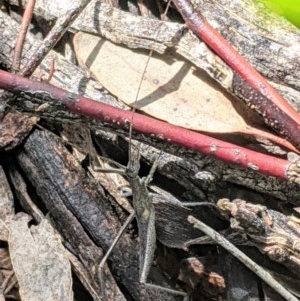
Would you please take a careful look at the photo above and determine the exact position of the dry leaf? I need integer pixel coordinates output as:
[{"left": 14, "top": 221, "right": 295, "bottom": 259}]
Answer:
[
  {"left": 73, "top": 32, "right": 300, "bottom": 152},
  {"left": 8, "top": 214, "right": 73, "bottom": 301},
  {"left": 74, "top": 32, "right": 260, "bottom": 134}
]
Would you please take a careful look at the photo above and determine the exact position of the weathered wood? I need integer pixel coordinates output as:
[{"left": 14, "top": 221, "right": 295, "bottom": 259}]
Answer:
[{"left": 217, "top": 199, "right": 300, "bottom": 274}]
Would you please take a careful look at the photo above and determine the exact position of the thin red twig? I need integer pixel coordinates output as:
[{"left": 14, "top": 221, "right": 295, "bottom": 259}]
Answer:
[
  {"left": 20, "top": 0, "right": 92, "bottom": 77},
  {"left": 12, "top": 0, "right": 36, "bottom": 73},
  {"left": 171, "top": 0, "right": 300, "bottom": 149},
  {"left": 0, "top": 70, "right": 299, "bottom": 184}
]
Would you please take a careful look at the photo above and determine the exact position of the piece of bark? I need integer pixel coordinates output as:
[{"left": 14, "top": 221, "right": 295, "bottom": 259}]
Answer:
[
  {"left": 0, "top": 112, "right": 37, "bottom": 150},
  {"left": 217, "top": 198, "right": 300, "bottom": 275},
  {"left": 8, "top": 214, "right": 73, "bottom": 301}
]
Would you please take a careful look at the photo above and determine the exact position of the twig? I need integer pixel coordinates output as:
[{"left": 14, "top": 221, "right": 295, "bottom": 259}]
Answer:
[
  {"left": 12, "top": 0, "right": 36, "bottom": 73},
  {"left": 186, "top": 215, "right": 299, "bottom": 301},
  {"left": 20, "top": 0, "right": 92, "bottom": 77},
  {"left": 171, "top": 0, "right": 300, "bottom": 149},
  {"left": 1, "top": 70, "right": 300, "bottom": 184}
]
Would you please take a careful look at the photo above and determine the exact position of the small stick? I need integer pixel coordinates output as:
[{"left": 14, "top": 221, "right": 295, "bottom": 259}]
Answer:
[
  {"left": 20, "top": 0, "right": 92, "bottom": 77},
  {"left": 186, "top": 215, "right": 299, "bottom": 301},
  {"left": 171, "top": 0, "right": 300, "bottom": 149},
  {"left": 12, "top": 0, "right": 36, "bottom": 73}
]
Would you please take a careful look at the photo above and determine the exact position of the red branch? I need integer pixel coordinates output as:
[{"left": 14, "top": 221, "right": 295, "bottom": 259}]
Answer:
[
  {"left": 1, "top": 70, "right": 299, "bottom": 183},
  {"left": 12, "top": 0, "right": 36, "bottom": 73},
  {"left": 171, "top": 0, "right": 300, "bottom": 149}
]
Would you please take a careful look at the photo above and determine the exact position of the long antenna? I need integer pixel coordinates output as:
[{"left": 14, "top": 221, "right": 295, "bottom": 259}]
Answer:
[{"left": 128, "top": 0, "right": 171, "bottom": 163}]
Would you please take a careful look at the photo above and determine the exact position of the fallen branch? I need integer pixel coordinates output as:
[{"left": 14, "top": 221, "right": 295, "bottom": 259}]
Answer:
[{"left": 1, "top": 69, "right": 300, "bottom": 184}]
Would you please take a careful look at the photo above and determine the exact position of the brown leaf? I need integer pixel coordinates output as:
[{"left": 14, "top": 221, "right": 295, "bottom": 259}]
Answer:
[
  {"left": 73, "top": 32, "right": 254, "bottom": 133},
  {"left": 73, "top": 32, "right": 299, "bottom": 152}
]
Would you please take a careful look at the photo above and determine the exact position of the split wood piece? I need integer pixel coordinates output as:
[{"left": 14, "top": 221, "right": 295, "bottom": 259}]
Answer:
[
  {"left": 217, "top": 198, "right": 300, "bottom": 275},
  {"left": 172, "top": 0, "right": 300, "bottom": 150},
  {"left": 11, "top": 155, "right": 126, "bottom": 301},
  {"left": 1, "top": 70, "right": 300, "bottom": 185},
  {"left": 15, "top": 129, "right": 182, "bottom": 301}
]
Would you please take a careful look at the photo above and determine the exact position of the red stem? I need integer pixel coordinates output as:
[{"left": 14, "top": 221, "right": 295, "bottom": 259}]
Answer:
[
  {"left": 171, "top": 0, "right": 300, "bottom": 148},
  {"left": 12, "top": 0, "right": 36, "bottom": 73},
  {"left": 0, "top": 69, "right": 293, "bottom": 181}
]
